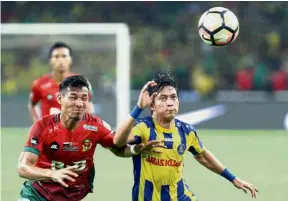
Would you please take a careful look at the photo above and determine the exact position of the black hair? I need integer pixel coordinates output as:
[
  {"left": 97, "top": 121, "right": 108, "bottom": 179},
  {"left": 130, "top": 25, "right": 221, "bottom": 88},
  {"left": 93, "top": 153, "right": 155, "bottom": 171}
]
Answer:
[
  {"left": 49, "top": 42, "right": 72, "bottom": 58},
  {"left": 59, "top": 75, "right": 89, "bottom": 93},
  {"left": 147, "top": 71, "right": 178, "bottom": 96}
]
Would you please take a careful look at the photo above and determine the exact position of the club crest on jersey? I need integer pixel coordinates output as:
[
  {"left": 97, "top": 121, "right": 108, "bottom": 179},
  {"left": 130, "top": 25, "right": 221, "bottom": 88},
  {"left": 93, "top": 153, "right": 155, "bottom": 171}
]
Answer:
[
  {"left": 82, "top": 138, "right": 92, "bottom": 152},
  {"left": 47, "top": 94, "right": 53, "bottom": 100},
  {"left": 83, "top": 124, "right": 98, "bottom": 131},
  {"left": 177, "top": 144, "right": 186, "bottom": 155}
]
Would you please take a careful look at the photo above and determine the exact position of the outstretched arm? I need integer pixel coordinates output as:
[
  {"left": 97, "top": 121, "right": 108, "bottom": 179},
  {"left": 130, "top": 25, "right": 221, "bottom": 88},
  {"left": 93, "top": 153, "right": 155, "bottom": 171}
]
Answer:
[
  {"left": 194, "top": 149, "right": 259, "bottom": 198},
  {"left": 113, "top": 81, "right": 157, "bottom": 147},
  {"left": 110, "top": 140, "right": 166, "bottom": 157}
]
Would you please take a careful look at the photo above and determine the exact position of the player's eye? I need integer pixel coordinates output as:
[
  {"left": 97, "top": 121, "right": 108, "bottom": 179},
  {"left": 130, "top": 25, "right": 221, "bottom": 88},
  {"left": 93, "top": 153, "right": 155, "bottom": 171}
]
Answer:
[
  {"left": 171, "top": 95, "right": 177, "bottom": 100},
  {"left": 70, "top": 96, "right": 77, "bottom": 100},
  {"left": 160, "top": 96, "right": 166, "bottom": 101}
]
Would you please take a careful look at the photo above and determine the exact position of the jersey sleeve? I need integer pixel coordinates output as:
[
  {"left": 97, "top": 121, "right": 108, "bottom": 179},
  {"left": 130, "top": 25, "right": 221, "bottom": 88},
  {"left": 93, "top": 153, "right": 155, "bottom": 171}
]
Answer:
[
  {"left": 24, "top": 120, "right": 45, "bottom": 156},
  {"left": 188, "top": 127, "right": 204, "bottom": 156},
  {"left": 129, "top": 123, "right": 146, "bottom": 145},
  {"left": 29, "top": 80, "right": 41, "bottom": 104},
  {"left": 98, "top": 120, "right": 116, "bottom": 148}
]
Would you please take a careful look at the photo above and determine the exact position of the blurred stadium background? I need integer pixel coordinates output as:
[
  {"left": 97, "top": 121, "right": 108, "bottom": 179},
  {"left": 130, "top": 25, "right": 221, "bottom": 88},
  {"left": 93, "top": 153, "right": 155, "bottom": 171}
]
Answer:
[{"left": 1, "top": 1, "right": 288, "bottom": 201}]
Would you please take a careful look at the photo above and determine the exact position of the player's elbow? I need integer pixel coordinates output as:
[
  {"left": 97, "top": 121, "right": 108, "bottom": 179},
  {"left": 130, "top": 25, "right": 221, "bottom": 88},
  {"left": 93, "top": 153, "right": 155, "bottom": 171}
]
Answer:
[
  {"left": 113, "top": 137, "right": 126, "bottom": 148},
  {"left": 194, "top": 153, "right": 209, "bottom": 166},
  {"left": 17, "top": 163, "right": 28, "bottom": 178}
]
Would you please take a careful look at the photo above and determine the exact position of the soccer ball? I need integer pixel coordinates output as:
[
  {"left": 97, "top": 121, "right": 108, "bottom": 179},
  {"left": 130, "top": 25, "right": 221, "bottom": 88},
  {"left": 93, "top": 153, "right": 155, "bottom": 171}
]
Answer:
[{"left": 198, "top": 7, "right": 239, "bottom": 46}]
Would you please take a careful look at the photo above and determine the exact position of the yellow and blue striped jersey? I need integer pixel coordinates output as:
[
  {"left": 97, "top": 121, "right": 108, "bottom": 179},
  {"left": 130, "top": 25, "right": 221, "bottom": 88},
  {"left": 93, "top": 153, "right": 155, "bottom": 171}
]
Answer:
[{"left": 131, "top": 116, "right": 204, "bottom": 201}]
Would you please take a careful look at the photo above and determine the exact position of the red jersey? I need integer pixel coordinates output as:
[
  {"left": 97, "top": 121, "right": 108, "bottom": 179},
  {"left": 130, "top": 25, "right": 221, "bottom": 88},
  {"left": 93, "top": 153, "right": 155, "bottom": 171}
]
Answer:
[
  {"left": 24, "top": 113, "right": 115, "bottom": 201},
  {"left": 29, "top": 73, "right": 92, "bottom": 117}
]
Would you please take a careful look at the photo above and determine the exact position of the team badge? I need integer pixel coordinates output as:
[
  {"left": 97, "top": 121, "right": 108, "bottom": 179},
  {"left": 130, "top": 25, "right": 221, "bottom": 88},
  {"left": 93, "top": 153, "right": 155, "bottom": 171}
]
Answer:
[
  {"left": 47, "top": 94, "right": 53, "bottom": 100},
  {"left": 82, "top": 138, "right": 92, "bottom": 152},
  {"left": 177, "top": 144, "right": 186, "bottom": 155}
]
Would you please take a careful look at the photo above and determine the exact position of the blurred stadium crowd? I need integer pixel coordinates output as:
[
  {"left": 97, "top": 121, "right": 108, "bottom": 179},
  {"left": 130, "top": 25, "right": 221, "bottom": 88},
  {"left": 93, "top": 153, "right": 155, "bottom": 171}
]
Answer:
[{"left": 1, "top": 2, "right": 288, "bottom": 96}]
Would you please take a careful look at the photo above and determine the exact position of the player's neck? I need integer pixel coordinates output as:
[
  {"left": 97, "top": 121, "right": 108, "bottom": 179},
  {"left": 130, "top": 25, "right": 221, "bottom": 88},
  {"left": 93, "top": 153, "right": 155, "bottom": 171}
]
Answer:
[
  {"left": 152, "top": 115, "right": 174, "bottom": 129},
  {"left": 51, "top": 71, "right": 69, "bottom": 83},
  {"left": 60, "top": 113, "right": 80, "bottom": 131}
]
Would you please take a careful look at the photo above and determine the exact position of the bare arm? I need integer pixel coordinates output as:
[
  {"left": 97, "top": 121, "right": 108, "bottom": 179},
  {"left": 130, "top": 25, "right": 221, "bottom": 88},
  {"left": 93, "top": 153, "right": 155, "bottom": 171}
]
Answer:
[
  {"left": 113, "top": 116, "right": 137, "bottom": 147},
  {"left": 109, "top": 145, "right": 134, "bottom": 158},
  {"left": 113, "top": 81, "right": 157, "bottom": 147},
  {"left": 18, "top": 152, "right": 52, "bottom": 180},
  {"left": 110, "top": 140, "right": 166, "bottom": 157},
  {"left": 28, "top": 102, "right": 39, "bottom": 123},
  {"left": 194, "top": 148, "right": 259, "bottom": 198},
  {"left": 29, "top": 81, "right": 42, "bottom": 122},
  {"left": 18, "top": 152, "right": 78, "bottom": 187},
  {"left": 194, "top": 149, "right": 225, "bottom": 175}
]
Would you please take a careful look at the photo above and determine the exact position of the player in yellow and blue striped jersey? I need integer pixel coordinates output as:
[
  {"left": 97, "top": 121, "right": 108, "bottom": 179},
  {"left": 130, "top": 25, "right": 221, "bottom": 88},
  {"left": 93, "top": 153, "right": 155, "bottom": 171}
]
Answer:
[{"left": 113, "top": 72, "right": 259, "bottom": 201}]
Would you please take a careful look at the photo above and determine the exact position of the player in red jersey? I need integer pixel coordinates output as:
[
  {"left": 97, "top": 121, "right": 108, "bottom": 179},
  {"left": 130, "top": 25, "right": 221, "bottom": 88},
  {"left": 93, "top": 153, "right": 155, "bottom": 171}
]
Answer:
[
  {"left": 18, "top": 75, "right": 164, "bottom": 201},
  {"left": 28, "top": 42, "right": 94, "bottom": 122}
]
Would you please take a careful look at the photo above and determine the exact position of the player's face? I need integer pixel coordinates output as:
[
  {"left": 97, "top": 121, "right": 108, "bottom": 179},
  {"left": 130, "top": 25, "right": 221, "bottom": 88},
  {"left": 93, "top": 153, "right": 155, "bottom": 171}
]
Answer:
[
  {"left": 58, "top": 87, "right": 89, "bottom": 121},
  {"left": 151, "top": 86, "right": 179, "bottom": 121},
  {"left": 50, "top": 48, "right": 72, "bottom": 73}
]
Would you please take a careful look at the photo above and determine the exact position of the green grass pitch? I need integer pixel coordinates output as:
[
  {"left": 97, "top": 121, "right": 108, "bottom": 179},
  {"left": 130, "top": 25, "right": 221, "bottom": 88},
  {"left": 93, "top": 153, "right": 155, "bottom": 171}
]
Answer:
[{"left": 1, "top": 128, "right": 287, "bottom": 201}]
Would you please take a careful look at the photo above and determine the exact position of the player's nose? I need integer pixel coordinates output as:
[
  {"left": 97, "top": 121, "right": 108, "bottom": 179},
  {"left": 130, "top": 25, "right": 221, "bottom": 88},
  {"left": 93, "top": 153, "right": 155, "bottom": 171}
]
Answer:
[
  {"left": 166, "top": 98, "right": 175, "bottom": 106},
  {"left": 75, "top": 99, "right": 84, "bottom": 107}
]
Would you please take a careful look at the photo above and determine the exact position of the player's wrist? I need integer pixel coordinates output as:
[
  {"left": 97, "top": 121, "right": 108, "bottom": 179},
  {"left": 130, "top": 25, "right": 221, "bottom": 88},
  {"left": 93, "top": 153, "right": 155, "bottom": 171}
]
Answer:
[
  {"left": 130, "top": 105, "right": 143, "bottom": 119},
  {"left": 130, "top": 144, "right": 140, "bottom": 155},
  {"left": 44, "top": 169, "right": 54, "bottom": 180},
  {"left": 221, "top": 168, "right": 236, "bottom": 182}
]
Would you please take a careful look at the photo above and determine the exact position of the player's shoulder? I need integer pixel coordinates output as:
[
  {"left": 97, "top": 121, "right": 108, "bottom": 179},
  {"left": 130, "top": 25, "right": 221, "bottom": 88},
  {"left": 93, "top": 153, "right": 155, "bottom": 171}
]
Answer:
[
  {"left": 68, "top": 72, "right": 78, "bottom": 77},
  {"left": 84, "top": 113, "right": 112, "bottom": 131},
  {"left": 175, "top": 118, "right": 197, "bottom": 135},
  {"left": 33, "top": 114, "right": 56, "bottom": 129},
  {"left": 32, "top": 74, "right": 52, "bottom": 86},
  {"left": 134, "top": 116, "right": 154, "bottom": 129}
]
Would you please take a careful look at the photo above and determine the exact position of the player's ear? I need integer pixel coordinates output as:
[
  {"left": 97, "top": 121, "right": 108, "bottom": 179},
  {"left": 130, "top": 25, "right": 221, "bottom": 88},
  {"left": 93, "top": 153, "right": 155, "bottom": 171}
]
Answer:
[
  {"left": 150, "top": 102, "right": 155, "bottom": 113},
  {"left": 68, "top": 56, "right": 73, "bottom": 68},
  {"left": 57, "top": 92, "right": 62, "bottom": 105}
]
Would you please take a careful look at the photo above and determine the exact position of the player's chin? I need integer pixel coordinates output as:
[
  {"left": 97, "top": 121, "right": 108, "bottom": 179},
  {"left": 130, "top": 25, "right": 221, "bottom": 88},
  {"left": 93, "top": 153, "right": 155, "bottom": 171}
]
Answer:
[
  {"left": 56, "top": 67, "right": 68, "bottom": 73},
  {"left": 72, "top": 112, "right": 84, "bottom": 120},
  {"left": 165, "top": 113, "right": 176, "bottom": 120},
  {"left": 72, "top": 116, "right": 81, "bottom": 121}
]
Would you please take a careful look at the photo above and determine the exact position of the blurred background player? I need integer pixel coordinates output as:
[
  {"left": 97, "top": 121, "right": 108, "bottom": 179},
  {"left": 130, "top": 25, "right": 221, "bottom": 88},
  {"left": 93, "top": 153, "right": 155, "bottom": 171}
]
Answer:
[
  {"left": 28, "top": 42, "right": 94, "bottom": 122},
  {"left": 18, "top": 75, "right": 163, "bottom": 201},
  {"left": 113, "top": 72, "right": 259, "bottom": 201}
]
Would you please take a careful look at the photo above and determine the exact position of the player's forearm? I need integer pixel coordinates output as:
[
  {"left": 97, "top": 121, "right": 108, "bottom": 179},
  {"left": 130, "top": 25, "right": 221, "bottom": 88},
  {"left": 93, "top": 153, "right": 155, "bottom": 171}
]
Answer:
[
  {"left": 196, "top": 149, "right": 237, "bottom": 182},
  {"left": 113, "top": 105, "right": 143, "bottom": 147},
  {"left": 195, "top": 149, "right": 225, "bottom": 175},
  {"left": 113, "top": 117, "right": 136, "bottom": 147},
  {"left": 111, "top": 145, "right": 135, "bottom": 158},
  {"left": 18, "top": 163, "right": 52, "bottom": 181},
  {"left": 28, "top": 104, "right": 39, "bottom": 122}
]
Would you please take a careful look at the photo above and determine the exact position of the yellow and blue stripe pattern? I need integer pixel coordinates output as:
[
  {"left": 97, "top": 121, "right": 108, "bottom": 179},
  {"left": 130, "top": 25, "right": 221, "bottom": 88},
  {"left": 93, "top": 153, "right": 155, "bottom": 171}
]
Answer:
[{"left": 131, "top": 116, "right": 204, "bottom": 201}]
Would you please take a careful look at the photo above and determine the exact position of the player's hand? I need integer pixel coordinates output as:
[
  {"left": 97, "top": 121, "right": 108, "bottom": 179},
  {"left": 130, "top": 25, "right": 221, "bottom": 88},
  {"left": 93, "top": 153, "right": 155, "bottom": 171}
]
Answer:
[
  {"left": 137, "top": 81, "right": 158, "bottom": 109},
  {"left": 232, "top": 177, "right": 259, "bottom": 198},
  {"left": 134, "top": 140, "right": 167, "bottom": 154},
  {"left": 50, "top": 165, "right": 79, "bottom": 188}
]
